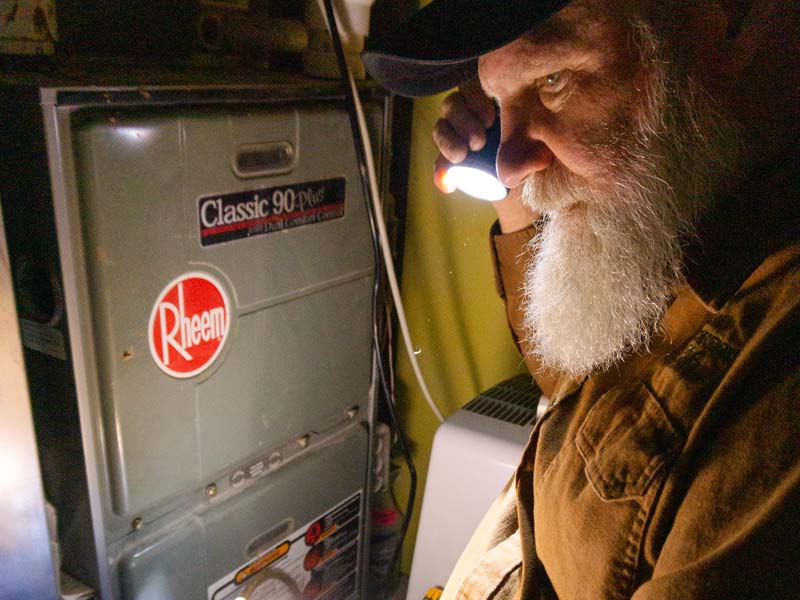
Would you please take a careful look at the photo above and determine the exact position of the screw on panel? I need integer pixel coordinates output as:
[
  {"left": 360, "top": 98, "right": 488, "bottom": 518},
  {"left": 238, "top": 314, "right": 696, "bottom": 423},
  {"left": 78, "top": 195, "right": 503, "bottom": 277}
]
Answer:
[
  {"left": 131, "top": 517, "right": 143, "bottom": 531},
  {"left": 298, "top": 435, "right": 310, "bottom": 449},
  {"left": 205, "top": 483, "right": 218, "bottom": 498},
  {"left": 347, "top": 406, "right": 359, "bottom": 420}
]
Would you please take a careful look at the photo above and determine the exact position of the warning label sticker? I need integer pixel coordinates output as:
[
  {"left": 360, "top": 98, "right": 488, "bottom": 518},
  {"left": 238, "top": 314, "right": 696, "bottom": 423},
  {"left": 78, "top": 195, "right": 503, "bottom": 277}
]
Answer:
[
  {"left": 198, "top": 178, "right": 346, "bottom": 247},
  {"left": 208, "top": 492, "right": 362, "bottom": 600}
]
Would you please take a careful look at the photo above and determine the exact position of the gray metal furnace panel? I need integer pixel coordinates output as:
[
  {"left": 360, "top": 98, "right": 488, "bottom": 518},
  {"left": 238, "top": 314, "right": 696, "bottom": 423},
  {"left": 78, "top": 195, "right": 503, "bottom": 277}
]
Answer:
[
  {"left": 74, "top": 105, "right": 373, "bottom": 308},
  {"left": 115, "top": 425, "right": 368, "bottom": 600},
  {"left": 197, "top": 276, "right": 373, "bottom": 479},
  {"left": 181, "top": 106, "right": 374, "bottom": 307},
  {"left": 70, "top": 103, "right": 375, "bottom": 521}
]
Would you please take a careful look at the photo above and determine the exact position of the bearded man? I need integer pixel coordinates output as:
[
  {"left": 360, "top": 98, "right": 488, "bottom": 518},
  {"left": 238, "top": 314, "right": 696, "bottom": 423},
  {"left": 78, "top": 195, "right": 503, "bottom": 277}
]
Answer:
[{"left": 363, "top": 0, "right": 800, "bottom": 598}]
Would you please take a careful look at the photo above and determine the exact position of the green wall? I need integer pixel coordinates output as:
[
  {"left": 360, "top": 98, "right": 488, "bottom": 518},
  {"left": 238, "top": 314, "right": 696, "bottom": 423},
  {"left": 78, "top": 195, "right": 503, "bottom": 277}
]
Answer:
[{"left": 393, "top": 94, "right": 527, "bottom": 572}]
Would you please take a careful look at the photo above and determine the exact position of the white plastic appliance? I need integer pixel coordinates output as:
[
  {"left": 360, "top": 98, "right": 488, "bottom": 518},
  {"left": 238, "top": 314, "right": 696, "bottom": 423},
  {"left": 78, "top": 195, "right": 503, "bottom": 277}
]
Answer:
[{"left": 406, "top": 374, "right": 547, "bottom": 600}]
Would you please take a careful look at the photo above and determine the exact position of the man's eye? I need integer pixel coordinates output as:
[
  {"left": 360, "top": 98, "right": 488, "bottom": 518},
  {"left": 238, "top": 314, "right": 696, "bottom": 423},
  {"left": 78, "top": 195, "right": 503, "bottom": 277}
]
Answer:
[
  {"left": 538, "top": 71, "right": 572, "bottom": 111},
  {"left": 545, "top": 72, "right": 561, "bottom": 86},
  {"left": 540, "top": 71, "right": 571, "bottom": 91}
]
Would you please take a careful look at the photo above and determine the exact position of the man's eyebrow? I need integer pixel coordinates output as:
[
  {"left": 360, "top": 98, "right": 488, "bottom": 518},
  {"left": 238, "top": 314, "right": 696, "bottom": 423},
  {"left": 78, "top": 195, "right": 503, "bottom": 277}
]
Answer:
[
  {"left": 525, "top": 13, "right": 578, "bottom": 47},
  {"left": 527, "top": 12, "right": 593, "bottom": 51},
  {"left": 513, "top": 14, "right": 592, "bottom": 71},
  {"left": 506, "top": 38, "right": 589, "bottom": 84}
]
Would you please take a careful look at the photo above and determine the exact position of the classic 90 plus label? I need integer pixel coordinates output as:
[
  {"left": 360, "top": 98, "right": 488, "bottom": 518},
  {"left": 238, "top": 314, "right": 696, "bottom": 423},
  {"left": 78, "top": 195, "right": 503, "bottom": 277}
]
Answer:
[{"left": 198, "top": 177, "right": 346, "bottom": 247}]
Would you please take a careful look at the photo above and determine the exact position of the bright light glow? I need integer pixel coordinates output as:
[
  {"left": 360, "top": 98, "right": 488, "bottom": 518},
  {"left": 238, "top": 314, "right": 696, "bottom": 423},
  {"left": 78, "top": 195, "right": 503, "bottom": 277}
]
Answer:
[
  {"left": 116, "top": 126, "right": 155, "bottom": 142},
  {"left": 445, "top": 165, "right": 508, "bottom": 201},
  {"left": 436, "top": 166, "right": 457, "bottom": 194}
]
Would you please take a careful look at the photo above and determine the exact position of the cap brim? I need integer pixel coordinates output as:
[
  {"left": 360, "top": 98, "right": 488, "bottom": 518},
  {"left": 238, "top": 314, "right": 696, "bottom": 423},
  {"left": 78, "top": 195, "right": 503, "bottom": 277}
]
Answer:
[
  {"left": 361, "top": 54, "right": 479, "bottom": 98},
  {"left": 362, "top": 0, "right": 572, "bottom": 97}
]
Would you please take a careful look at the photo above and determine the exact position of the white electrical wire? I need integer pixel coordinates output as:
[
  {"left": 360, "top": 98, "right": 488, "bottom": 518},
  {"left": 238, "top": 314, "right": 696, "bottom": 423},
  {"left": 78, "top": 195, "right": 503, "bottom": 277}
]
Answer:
[
  {"left": 354, "top": 94, "right": 445, "bottom": 424},
  {"left": 317, "top": 0, "right": 444, "bottom": 424}
]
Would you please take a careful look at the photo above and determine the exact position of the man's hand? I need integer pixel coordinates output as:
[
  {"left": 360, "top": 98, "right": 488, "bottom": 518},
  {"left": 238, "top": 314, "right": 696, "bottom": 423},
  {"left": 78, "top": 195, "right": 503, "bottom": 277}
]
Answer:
[
  {"left": 433, "top": 78, "right": 496, "bottom": 167},
  {"left": 432, "top": 79, "right": 539, "bottom": 233}
]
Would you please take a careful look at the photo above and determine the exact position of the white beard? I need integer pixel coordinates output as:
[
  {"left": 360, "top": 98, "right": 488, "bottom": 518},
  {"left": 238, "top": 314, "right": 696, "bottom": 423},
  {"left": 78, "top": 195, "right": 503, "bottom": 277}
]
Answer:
[
  {"left": 520, "top": 20, "right": 740, "bottom": 378},
  {"left": 522, "top": 194, "right": 683, "bottom": 378}
]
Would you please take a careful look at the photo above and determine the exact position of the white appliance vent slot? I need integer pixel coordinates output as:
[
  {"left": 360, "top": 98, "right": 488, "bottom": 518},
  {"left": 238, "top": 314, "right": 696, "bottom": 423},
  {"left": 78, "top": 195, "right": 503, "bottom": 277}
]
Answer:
[{"left": 463, "top": 374, "right": 540, "bottom": 426}]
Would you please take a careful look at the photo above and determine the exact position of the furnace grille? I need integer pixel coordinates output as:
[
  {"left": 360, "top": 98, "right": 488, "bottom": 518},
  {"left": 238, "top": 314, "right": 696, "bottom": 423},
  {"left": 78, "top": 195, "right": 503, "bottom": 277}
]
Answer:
[{"left": 463, "top": 374, "right": 541, "bottom": 426}]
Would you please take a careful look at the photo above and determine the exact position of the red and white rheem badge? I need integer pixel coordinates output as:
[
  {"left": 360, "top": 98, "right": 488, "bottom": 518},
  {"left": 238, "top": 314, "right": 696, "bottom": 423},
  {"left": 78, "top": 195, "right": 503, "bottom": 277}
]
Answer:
[{"left": 148, "top": 272, "right": 231, "bottom": 378}]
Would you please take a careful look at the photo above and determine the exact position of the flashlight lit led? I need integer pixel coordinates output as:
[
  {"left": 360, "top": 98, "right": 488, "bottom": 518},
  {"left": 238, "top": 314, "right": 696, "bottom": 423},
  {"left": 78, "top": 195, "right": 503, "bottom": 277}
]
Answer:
[{"left": 437, "top": 119, "right": 507, "bottom": 202}]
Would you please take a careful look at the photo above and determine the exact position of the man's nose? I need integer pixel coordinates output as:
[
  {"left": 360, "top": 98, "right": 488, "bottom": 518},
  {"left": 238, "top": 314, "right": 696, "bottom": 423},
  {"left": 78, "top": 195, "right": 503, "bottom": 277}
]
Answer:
[{"left": 495, "top": 115, "right": 554, "bottom": 188}]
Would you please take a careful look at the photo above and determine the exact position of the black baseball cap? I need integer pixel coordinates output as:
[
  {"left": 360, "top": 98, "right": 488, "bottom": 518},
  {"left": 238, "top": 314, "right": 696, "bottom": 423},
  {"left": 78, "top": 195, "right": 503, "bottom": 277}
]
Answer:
[{"left": 362, "top": 0, "right": 573, "bottom": 97}]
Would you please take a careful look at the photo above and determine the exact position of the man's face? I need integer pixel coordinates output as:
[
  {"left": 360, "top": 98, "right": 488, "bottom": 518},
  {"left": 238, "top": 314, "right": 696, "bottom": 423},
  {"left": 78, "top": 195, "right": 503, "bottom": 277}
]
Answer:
[
  {"left": 479, "top": 4, "right": 643, "bottom": 193},
  {"left": 478, "top": 3, "right": 740, "bottom": 377}
]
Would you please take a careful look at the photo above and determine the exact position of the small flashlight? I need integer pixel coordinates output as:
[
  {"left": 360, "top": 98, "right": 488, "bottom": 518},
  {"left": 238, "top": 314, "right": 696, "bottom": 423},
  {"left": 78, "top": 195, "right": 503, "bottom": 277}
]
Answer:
[{"left": 438, "top": 119, "right": 507, "bottom": 202}]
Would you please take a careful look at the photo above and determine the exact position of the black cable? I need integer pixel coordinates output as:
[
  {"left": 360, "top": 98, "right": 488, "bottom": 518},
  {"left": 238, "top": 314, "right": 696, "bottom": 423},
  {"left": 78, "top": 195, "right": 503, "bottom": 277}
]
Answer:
[
  {"left": 375, "top": 344, "right": 417, "bottom": 581},
  {"left": 319, "top": 0, "right": 417, "bottom": 588}
]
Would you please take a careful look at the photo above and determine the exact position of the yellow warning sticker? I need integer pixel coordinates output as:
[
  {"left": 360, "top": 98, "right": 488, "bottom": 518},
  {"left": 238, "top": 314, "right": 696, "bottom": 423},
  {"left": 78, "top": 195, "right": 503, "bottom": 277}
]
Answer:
[
  {"left": 207, "top": 492, "right": 363, "bottom": 600},
  {"left": 424, "top": 586, "right": 444, "bottom": 600},
  {"left": 234, "top": 541, "right": 290, "bottom": 584}
]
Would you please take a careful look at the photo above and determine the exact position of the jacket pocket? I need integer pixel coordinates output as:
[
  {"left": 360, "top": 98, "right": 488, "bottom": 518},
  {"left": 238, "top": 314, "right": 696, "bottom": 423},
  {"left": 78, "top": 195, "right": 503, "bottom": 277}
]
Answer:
[{"left": 576, "top": 383, "right": 683, "bottom": 502}]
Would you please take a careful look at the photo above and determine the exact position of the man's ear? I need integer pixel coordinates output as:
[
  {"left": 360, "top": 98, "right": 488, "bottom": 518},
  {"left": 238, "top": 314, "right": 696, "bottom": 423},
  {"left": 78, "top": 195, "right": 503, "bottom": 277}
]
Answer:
[
  {"left": 685, "top": 1, "right": 765, "bottom": 76},
  {"left": 726, "top": 0, "right": 782, "bottom": 71},
  {"left": 707, "top": 0, "right": 756, "bottom": 35},
  {"left": 684, "top": 3, "right": 735, "bottom": 73},
  {"left": 686, "top": 2, "right": 730, "bottom": 42}
]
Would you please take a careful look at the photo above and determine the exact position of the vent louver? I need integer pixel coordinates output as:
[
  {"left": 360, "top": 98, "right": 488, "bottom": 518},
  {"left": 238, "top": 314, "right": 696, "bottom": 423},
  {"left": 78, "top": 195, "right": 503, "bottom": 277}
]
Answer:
[{"left": 463, "top": 374, "right": 541, "bottom": 426}]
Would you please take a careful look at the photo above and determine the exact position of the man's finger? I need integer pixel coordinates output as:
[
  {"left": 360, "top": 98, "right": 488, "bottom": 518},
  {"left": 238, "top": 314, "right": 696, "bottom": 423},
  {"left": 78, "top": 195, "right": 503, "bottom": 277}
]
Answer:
[
  {"left": 461, "top": 78, "right": 496, "bottom": 129},
  {"left": 433, "top": 118, "right": 469, "bottom": 164},
  {"left": 441, "top": 91, "right": 488, "bottom": 151}
]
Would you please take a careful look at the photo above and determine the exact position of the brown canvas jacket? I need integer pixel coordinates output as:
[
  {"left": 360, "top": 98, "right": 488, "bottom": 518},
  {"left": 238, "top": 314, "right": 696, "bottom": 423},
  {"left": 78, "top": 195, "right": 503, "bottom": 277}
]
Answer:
[{"left": 441, "top": 159, "right": 800, "bottom": 599}]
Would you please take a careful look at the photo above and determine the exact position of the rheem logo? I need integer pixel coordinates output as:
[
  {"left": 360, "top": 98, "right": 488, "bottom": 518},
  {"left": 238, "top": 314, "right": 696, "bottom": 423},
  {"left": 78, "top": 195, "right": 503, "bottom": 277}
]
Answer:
[{"left": 148, "top": 272, "right": 231, "bottom": 378}]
